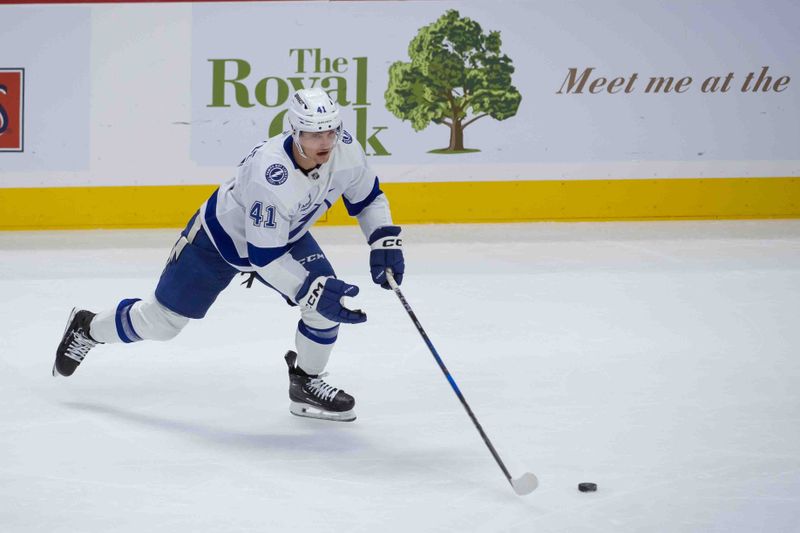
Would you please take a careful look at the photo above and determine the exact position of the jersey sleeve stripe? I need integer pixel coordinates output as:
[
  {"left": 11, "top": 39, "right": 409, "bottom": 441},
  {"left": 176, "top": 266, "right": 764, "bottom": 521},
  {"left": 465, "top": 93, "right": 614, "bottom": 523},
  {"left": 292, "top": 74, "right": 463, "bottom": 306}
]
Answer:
[
  {"left": 203, "top": 189, "right": 251, "bottom": 268},
  {"left": 247, "top": 242, "right": 291, "bottom": 267},
  {"left": 343, "top": 177, "right": 383, "bottom": 216}
]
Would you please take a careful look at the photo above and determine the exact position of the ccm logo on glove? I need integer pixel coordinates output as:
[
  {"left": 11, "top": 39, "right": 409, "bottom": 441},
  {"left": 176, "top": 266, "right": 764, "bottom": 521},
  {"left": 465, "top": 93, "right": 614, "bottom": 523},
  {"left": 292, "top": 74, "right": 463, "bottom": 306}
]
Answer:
[
  {"left": 378, "top": 237, "right": 403, "bottom": 248},
  {"left": 306, "top": 280, "right": 325, "bottom": 307},
  {"left": 368, "top": 226, "right": 405, "bottom": 289},
  {"left": 296, "top": 276, "right": 367, "bottom": 324}
]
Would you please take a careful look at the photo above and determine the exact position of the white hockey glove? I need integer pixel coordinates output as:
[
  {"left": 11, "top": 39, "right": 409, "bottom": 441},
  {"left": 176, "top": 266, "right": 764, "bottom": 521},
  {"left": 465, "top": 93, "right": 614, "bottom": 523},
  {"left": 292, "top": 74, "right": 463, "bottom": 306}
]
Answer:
[{"left": 296, "top": 276, "right": 367, "bottom": 324}]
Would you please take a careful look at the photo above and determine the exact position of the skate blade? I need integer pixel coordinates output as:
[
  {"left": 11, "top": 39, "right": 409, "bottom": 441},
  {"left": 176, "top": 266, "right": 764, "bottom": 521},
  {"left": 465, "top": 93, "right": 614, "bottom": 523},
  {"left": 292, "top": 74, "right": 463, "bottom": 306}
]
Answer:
[{"left": 290, "top": 401, "right": 356, "bottom": 422}]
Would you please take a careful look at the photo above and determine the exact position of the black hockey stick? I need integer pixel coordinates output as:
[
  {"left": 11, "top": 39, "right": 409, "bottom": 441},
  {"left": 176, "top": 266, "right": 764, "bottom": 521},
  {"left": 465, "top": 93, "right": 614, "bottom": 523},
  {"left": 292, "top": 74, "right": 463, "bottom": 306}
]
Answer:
[{"left": 385, "top": 269, "right": 538, "bottom": 495}]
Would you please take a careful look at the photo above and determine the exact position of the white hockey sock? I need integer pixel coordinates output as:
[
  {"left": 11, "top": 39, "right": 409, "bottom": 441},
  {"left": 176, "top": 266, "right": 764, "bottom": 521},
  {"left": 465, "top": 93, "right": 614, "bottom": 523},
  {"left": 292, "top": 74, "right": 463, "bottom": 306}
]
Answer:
[
  {"left": 294, "top": 320, "right": 339, "bottom": 375},
  {"left": 90, "top": 295, "right": 189, "bottom": 343}
]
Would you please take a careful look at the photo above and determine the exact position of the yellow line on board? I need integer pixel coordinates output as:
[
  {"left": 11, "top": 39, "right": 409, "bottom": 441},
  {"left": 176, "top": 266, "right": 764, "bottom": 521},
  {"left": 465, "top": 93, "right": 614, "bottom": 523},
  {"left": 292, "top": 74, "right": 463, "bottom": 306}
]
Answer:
[{"left": 0, "top": 178, "right": 798, "bottom": 230}]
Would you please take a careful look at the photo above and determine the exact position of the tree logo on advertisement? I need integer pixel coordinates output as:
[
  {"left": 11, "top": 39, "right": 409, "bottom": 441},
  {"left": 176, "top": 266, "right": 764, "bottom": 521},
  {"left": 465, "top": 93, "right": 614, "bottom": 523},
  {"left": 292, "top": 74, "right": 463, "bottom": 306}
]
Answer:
[
  {"left": 208, "top": 51, "right": 390, "bottom": 157},
  {"left": 385, "top": 10, "right": 522, "bottom": 154},
  {"left": 0, "top": 68, "right": 24, "bottom": 152}
]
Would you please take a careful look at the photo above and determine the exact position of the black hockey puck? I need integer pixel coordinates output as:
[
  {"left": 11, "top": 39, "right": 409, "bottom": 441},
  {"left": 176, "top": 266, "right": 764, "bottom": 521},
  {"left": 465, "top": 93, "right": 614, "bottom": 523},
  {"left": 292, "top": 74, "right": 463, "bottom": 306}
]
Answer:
[{"left": 578, "top": 482, "right": 597, "bottom": 492}]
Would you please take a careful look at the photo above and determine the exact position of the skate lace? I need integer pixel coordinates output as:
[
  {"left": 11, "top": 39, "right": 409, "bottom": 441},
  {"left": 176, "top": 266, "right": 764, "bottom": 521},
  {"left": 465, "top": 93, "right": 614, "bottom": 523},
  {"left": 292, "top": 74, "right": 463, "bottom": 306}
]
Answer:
[
  {"left": 306, "top": 373, "right": 339, "bottom": 402},
  {"left": 65, "top": 331, "right": 98, "bottom": 363}
]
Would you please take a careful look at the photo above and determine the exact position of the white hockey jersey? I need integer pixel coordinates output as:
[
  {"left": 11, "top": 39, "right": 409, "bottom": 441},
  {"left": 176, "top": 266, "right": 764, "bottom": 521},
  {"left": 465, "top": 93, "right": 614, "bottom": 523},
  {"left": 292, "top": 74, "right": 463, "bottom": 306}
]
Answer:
[{"left": 199, "top": 130, "right": 393, "bottom": 300}]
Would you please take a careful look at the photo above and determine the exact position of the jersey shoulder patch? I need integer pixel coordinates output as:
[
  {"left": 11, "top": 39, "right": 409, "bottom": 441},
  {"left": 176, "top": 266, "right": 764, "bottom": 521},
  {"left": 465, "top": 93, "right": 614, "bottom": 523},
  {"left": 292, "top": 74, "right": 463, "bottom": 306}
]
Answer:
[
  {"left": 341, "top": 129, "right": 353, "bottom": 144},
  {"left": 265, "top": 163, "right": 289, "bottom": 186}
]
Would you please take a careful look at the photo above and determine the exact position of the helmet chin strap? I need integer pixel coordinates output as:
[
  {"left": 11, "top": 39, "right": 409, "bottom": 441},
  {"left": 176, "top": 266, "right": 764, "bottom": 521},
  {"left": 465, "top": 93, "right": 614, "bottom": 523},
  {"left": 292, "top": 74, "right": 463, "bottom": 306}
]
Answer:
[{"left": 292, "top": 127, "right": 309, "bottom": 160}]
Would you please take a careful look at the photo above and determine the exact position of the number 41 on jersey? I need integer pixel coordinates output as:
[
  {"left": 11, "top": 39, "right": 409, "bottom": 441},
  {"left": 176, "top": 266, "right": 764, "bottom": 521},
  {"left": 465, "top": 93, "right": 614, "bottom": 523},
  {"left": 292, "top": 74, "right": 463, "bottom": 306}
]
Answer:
[{"left": 249, "top": 201, "right": 276, "bottom": 228}]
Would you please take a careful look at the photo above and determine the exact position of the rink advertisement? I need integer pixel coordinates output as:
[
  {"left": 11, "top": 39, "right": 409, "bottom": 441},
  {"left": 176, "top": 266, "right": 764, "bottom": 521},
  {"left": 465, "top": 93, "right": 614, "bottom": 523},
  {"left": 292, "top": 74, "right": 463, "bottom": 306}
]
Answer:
[
  {"left": 190, "top": 1, "right": 799, "bottom": 176},
  {"left": 0, "top": 69, "right": 24, "bottom": 152},
  {"left": 0, "top": 0, "right": 798, "bottom": 229},
  {"left": 0, "top": 5, "right": 90, "bottom": 173}
]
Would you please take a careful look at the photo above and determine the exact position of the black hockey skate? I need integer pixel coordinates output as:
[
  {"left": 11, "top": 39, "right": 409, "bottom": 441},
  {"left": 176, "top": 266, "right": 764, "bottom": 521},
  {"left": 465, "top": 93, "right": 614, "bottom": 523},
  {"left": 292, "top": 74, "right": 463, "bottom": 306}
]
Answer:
[
  {"left": 53, "top": 308, "right": 101, "bottom": 377},
  {"left": 285, "top": 351, "right": 356, "bottom": 422}
]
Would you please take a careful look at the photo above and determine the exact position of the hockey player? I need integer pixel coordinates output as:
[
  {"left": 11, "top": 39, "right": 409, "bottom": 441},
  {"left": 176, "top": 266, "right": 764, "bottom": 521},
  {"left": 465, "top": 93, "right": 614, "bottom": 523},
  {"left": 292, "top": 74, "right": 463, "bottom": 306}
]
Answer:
[{"left": 52, "top": 88, "right": 405, "bottom": 422}]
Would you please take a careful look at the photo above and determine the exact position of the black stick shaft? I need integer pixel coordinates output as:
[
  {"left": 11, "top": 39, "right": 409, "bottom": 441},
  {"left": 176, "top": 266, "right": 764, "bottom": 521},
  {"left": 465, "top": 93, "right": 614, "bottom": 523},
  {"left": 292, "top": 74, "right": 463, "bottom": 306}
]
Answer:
[{"left": 385, "top": 271, "right": 514, "bottom": 486}]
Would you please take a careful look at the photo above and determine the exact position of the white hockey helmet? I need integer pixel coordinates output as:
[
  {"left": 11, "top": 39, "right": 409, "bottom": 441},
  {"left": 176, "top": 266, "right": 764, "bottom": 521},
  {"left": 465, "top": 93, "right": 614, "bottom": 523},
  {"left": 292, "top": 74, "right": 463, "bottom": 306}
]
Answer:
[{"left": 287, "top": 88, "right": 343, "bottom": 151}]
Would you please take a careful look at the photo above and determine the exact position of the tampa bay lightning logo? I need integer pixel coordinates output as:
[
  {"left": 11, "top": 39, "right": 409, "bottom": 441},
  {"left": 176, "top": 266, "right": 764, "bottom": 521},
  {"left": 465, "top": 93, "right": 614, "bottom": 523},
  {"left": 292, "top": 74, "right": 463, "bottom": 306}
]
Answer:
[
  {"left": 342, "top": 130, "right": 353, "bottom": 144},
  {"left": 265, "top": 163, "right": 288, "bottom": 185},
  {"left": 299, "top": 193, "right": 313, "bottom": 211}
]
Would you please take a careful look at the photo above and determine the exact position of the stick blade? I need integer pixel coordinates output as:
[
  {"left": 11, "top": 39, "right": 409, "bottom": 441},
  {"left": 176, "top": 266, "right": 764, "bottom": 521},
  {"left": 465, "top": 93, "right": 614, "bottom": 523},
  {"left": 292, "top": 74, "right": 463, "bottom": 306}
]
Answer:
[{"left": 511, "top": 473, "right": 538, "bottom": 495}]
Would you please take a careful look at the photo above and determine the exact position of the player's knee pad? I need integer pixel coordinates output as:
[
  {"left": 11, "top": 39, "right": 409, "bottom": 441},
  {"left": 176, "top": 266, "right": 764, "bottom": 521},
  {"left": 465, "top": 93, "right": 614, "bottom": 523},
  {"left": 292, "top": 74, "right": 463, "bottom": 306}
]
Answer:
[{"left": 127, "top": 296, "right": 190, "bottom": 342}]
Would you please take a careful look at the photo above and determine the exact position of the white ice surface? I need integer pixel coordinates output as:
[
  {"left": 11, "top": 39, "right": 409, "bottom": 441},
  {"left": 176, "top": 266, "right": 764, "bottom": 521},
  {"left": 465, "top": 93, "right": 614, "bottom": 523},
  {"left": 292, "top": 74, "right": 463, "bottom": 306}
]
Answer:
[{"left": 1, "top": 221, "right": 799, "bottom": 533}]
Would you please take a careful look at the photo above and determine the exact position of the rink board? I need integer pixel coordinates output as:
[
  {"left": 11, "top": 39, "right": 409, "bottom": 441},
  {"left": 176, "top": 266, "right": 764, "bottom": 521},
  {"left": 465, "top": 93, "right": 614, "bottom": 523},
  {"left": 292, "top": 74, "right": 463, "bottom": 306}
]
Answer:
[
  {"left": 0, "top": 1, "right": 798, "bottom": 228},
  {"left": 0, "top": 177, "right": 798, "bottom": 230}
]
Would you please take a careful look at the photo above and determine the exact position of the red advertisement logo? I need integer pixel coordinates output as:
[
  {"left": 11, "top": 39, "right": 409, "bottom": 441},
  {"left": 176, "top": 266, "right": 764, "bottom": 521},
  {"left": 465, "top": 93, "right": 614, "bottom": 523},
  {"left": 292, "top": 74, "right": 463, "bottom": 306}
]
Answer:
[{"left": 0, "top": 68, "right": 24, "bottom": 152}]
